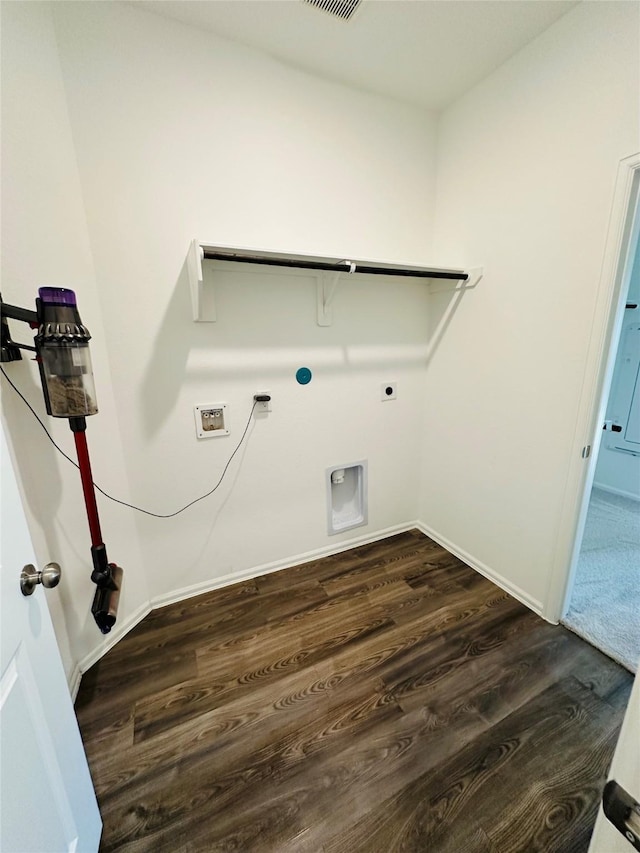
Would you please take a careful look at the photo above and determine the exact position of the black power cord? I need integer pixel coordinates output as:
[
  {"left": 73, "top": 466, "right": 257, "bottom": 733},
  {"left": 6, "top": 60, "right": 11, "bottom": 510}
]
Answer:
[{"left": 1, "top": 365, "right": 257, "bottom": 518}]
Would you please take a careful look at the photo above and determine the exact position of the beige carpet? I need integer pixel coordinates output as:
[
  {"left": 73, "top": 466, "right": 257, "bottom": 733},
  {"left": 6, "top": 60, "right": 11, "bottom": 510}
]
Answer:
[{"left": 563, "top": 488, "right": 640, "bottom": 673}]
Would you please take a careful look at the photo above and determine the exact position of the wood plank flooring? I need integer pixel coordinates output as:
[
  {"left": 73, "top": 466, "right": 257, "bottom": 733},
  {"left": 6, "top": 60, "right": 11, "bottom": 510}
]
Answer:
[{"left": 75, "top": 530, "right": 632, "bottom": 852}]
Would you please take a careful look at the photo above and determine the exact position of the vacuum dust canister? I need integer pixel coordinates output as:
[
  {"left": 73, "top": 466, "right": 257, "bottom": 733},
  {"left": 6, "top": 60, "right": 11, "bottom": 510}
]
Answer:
[{"left": 35, "top": 287, "right": 98, "bottom": 418}]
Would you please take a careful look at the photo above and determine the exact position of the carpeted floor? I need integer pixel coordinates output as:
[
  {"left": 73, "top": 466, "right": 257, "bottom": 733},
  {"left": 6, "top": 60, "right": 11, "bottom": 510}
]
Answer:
[{"left": 563, "top": 488, "right": 640, "bottom": 673}]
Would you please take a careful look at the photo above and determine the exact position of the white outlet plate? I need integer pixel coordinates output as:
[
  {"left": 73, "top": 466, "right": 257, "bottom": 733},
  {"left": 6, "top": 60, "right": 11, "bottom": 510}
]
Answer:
[
  {"left": 254, "top": 391, "right": 271, "bottom": 413},
  {"left": 381, "top": 382, "right": 397, "bottom": 401},
  {"left": 194, "top": 403, "right": 229, "bottom": 438}
]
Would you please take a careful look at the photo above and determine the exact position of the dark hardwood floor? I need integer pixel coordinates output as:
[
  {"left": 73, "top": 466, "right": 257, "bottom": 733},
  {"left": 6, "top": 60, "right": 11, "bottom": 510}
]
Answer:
[{"left": 75, "top": 530, "right": 632, "bottom": 852}]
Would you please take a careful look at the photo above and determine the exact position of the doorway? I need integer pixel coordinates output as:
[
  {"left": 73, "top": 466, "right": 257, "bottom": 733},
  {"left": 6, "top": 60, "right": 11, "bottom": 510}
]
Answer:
[
  {"left": 560, "top": 171, "right": 640, "bottom": 672},
  {"left": 563, "top": 230, "right": 640, "bottom": 671}
]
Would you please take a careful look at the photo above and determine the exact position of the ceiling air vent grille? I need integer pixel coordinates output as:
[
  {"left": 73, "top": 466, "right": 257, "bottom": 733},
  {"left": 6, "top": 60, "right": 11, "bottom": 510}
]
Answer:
[{"left": 303, "top": 0, "right": 362, "bottom": 22}]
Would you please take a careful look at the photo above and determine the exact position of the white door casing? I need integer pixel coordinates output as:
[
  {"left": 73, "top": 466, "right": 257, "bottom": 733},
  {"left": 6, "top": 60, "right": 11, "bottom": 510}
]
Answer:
[
  {"left": 546, "top": 152, "right": 640, "bottom": 622},
  {"left": 0, "top": 422, "right": 101, "bottom": 852}
]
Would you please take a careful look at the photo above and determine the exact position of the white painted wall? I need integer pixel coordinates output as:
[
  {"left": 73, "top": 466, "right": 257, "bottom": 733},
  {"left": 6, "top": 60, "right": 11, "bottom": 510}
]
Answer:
[
  {"left": 1, "top": 2, "right": 149, "bottom": 685},
  {"left": 420, "top": 0, "right": 640, "bottom": 614},
  {"left": 594, "top": 235, "right": 640, "bottom": 501},
  {"left": 46, "top": 3, "right": 437, "bottom": 613}
]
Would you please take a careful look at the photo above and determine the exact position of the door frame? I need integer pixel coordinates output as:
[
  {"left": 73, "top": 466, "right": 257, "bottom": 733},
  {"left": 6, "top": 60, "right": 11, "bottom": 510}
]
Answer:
[{"left": 545, "top": 151, "right": 640, "bottom": 623}]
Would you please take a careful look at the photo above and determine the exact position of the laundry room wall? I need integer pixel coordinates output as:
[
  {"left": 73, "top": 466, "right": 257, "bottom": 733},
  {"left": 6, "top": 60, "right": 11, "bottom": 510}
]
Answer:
[
  {"left": 49, "top": 1, "right": 439, "bottom": 609},
  {"left": 420, "top": 0, "right": 640, "bottom": 614},
  {"left": 1, "top": 1, "right": 149, "bottom": 685}
]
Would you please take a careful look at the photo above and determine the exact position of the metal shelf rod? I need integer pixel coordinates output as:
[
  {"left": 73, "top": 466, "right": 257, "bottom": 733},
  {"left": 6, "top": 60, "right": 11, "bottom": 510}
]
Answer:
[{"left": 202, "top": 250, "right": 468, "bottom": 281}]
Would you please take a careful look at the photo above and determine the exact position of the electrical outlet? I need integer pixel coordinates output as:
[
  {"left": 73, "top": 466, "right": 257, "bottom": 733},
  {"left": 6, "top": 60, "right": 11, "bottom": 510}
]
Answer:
[
  {"left": 194, "top": 404, "right": 229, "bottom": 438},
  {"left": 381, "top": 382, "right": 397, "bottom": 401},
  {"left": 254, "top": 391, "right": 271, "bottom": 413}
]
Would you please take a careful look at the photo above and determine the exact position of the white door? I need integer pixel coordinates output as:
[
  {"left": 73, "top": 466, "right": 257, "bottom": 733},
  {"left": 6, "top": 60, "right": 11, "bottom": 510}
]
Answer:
[
  {"left": 589, "top": 671, "right": 640, "bottom": 852},
  {"left": 0, "top": 423, "right": 101, "bottom": 852}
]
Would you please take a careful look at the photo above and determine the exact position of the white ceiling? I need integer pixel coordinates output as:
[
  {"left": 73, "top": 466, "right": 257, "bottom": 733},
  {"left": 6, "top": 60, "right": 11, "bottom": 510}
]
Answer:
[{"left": 130, "top": 0, "right": 579, "bottom": 111}]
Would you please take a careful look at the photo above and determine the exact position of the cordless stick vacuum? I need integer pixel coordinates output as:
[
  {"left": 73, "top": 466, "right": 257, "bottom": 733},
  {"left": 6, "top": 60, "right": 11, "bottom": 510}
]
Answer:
[{"left": 1, "top": 287, "right": 123, "bottom": 634}]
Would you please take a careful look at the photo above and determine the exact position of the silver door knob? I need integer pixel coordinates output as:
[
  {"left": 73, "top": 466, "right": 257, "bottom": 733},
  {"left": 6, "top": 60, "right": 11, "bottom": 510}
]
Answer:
[{"left": 20, "top": 562, "right": 62, "bottom": 596}]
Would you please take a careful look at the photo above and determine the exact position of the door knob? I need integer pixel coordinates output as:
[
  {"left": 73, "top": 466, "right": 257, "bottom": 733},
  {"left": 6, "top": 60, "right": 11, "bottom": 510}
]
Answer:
[{"left": 20, "top": 562, "right": 62, "bottom": 596}]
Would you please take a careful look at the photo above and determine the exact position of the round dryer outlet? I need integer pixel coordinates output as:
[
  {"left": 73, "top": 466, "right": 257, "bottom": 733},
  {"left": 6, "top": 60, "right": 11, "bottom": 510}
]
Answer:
[{"left": 381, "top": 383, "right": 397, "bottom": 401}]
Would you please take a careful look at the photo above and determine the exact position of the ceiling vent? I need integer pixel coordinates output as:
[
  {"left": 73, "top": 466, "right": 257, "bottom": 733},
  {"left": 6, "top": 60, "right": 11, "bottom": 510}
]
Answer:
[{"left": 302, "top": 0, "right": 362, "bottom": 22}]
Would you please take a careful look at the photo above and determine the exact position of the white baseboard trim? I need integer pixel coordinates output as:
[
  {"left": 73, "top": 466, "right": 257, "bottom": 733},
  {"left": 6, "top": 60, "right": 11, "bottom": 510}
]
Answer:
[
  {"left": 592, "top": 481, "right": 640, "bottom": 502},
  {"left": 74, "top": 600, "right": 151, "bottom": 693},
  {"left": 71, "top": 522, "right": 419, "bottom": 694},
  {"left": 150, "top": 522, "right": 419, "bottom": 611},
  {"left": 69, "top": 662, "right": 83, "bottom": 702},
  {"left": 415, "top": 521, "right": 544, "bottom": 618},
  {"left": 72, "top": 519, "right": 547, "bottom": 694}
]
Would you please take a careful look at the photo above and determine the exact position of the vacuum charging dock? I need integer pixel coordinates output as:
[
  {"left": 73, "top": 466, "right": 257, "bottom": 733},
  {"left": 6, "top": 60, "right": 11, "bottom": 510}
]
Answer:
[{"left": 327, "top": 461, "right": 368, "bottom": 535}]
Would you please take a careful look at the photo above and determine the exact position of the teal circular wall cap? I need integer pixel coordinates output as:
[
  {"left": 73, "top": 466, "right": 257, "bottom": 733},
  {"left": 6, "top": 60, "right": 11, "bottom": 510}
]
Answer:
[{"left": 296, "top": 367, "right": 312, "bottom": 385}]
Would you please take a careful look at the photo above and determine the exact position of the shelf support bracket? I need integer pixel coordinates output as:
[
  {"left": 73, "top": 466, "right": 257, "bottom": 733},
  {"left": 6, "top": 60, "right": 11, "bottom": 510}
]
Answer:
[
  {"left": 466, "top": 267, "right": 484, "bottom": 288},
  {"left": 316, "top": 261, "right": 355, "bottom": 326},
  {"left": 188, "top": 239, "right": 216, "bottom": 322}
]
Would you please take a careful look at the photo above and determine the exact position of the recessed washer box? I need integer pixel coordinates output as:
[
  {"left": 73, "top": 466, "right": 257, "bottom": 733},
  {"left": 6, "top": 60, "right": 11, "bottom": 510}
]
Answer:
[
  {"left": 194, "top": 404, "right": 229, "bottom": 438},
  {"left": 327, "top": 461, "right": 368, "bottom": 535}
]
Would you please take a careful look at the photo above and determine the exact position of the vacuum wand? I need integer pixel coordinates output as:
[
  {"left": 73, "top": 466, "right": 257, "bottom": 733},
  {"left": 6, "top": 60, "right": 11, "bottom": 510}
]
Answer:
[
  {"left": 71, "top": 420, "right": 103, "bottom": 546},
  {"left": 69, "top": 416, "right": 123, "bottom": 634}
]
